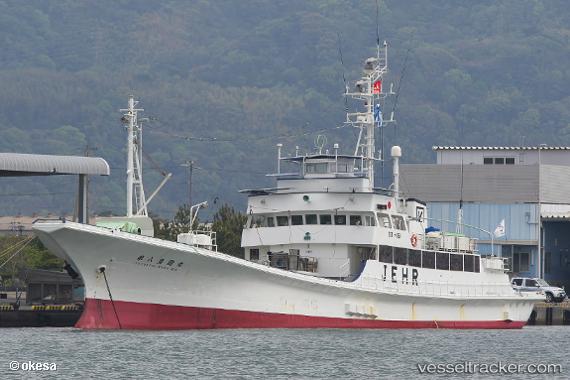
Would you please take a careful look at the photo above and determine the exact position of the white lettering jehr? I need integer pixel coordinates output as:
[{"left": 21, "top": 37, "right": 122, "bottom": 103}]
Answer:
[{"left": 383, "top": 264, "right": 419, "bottom": 286}]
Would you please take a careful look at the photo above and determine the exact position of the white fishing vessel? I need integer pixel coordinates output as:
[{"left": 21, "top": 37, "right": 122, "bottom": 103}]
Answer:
[{"left": 33, "top": 42, "right": 541, "bottom": 329}]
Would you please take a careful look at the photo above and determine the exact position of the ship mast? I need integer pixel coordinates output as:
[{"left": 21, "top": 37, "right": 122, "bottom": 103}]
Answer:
[
  {"left": 120, "top": 96, "right": 147, "bottom": 217},
  {"left": 345, "top": 41, "right": 394, "bottom": 190}
]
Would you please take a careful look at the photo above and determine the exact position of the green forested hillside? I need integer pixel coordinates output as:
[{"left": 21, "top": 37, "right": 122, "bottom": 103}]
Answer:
[{"left": 0, "top": 0, "right": 569, "bottom": 218}]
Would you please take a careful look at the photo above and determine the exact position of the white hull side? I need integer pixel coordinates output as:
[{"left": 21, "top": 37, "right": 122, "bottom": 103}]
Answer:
[{"left": 34, "top": 221, "right": 539, "bottom": 328}]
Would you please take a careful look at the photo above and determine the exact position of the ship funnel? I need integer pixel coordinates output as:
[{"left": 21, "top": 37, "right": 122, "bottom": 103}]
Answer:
[{"left": 391, "top": 146, "right": 402, "bottom": 199}]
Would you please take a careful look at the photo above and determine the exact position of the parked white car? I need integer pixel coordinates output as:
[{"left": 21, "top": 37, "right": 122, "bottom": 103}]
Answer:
[{"left": 511, "top": 277, "right": 567, "bottom": 303}]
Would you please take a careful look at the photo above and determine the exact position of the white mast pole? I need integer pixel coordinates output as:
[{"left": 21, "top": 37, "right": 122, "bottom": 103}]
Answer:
[
  {"left": 126, "top": 96, "right": 135, "bottom": 217},
  {"left": 121, "top": 96, "right": 144, "bottom": 217},
  {"left": 366, "top": 76, "right": 374, "bottom": 187}
]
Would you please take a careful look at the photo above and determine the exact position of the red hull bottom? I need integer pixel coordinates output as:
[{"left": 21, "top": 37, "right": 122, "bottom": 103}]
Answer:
[{"left": 77, "top": 298, "right": 526, "bottom": 330}]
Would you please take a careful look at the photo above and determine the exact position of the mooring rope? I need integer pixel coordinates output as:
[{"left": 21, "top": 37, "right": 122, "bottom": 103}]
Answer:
[
  {"left": 0, "top": 236, "right": 33, "bottom": 261},
  {"left": 100, "top": 267, "right": 123, "bottom": 329},
  {"left": 0, "top": 237, "right": 34, "bottom": 270}
]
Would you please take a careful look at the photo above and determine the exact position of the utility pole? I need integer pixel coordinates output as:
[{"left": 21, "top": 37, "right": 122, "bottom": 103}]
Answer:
[
  {"left": 181, "top": 160, "right": 194, "bottom": 207},
  {"left": 181, "top": 160, "right": 194, "bottom": 227},
  {"left": 76, "top": 143, "right": 97, "bottom": 224}
]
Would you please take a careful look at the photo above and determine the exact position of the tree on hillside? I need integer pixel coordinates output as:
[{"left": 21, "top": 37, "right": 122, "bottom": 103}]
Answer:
[
  {"left": 211, "top": 204, "right": 247, "bottom": 258},
  {"left": 153, "top": 204, "right": 195, "bottom": 241}
]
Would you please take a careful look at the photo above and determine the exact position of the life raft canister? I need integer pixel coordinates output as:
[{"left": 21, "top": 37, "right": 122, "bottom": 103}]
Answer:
[{"left": 410, "top": 234, "right": 418, "bottom": 248}]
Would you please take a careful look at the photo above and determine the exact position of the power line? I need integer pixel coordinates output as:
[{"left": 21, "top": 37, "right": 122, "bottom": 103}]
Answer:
[
  {"left": 0, "top": 191, "right": 76, "bottom": 197},
  {"left": 336, "top": 32, "right": 349, "bottom": 115},
  {"left": 149, "top": 122, "right": 349, "bottom": 145}
]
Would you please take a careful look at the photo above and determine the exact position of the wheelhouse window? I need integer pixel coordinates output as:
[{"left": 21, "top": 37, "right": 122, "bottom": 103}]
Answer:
[
  {"left": 494, "top": 157, "right": 504, "bottom": 164},
  {"left": 474, "top": 256, "right": 480, "bottom": 272},
  {"left": 266, "top": 217, "right": 275, "bottom": 227},
  {"left": 319, "top": 215, "right": 332, "bottom": 225},
  {"left": 394, "top": 247, "right": 407, "bottom": 265},
  {"left": 377, "top": 212, "right": 391, "bottom": 228},
  {"left": 291, "top": 215, "right": 303, "bottom": 225},
  {"left": 305, "top": 162, "right": 329, "bottom": 174},
  {"left": 336, "top": 163, "right": 349, "bottom": 173},
  {"left": 409, "top": 250, "right": 421, "bottom": 267},
  {"left": 364, "top": 215, "right": 376, "bottom": 226},
  {"left": 305, "top": 214, "right": 318, "bottom": 225},
  {"left": 464, "top": 255, "right": 474, "bottom": 272},
  {"left": 379, "top": 245, "right": 393, "bottom": 263},
  {"left": 512, "top": 278, "right": 523, "bottom": 286},
  {"left": 276, "top": 216, "right": 289, "bottom": 226},
  {"left": 483, "top": 157, "right": 493, "bottom": 165},
  {"left": 250, "top": 215, "right": 266, "bottom": 228},
  {"left": 422, "top": 251, "right": 435, "bottom": 269},
  {"left": 506, "top": 157, "right": 515, "bottom": 164},
  {"left": 249, "top": 215, "right": 273, "bottom": 228},
  {"left": 349, "top": 215, "right": 362, "bottom": 226},
  {"left": 334, "top": 215, "right": 346, "bottom": 225},
  {"left": 450, "top": 253, "right": 463, "bottom": 271},
  {"left": 392, "top": 215, "right": 406, "bottom": 230},
  {"left": 436, "top": 252, "right": 450, "bottom": 270}
]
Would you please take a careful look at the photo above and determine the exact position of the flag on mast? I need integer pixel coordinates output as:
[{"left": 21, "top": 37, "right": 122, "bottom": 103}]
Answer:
[
  {"left": 494, "top": 219, "right": 506, "bottom": 238},
  {"left": 374, "top": 104, "right": 383, "bottom": 125},
  {"left": 373, "top": 79, "right": 382, "bottom": 94}
]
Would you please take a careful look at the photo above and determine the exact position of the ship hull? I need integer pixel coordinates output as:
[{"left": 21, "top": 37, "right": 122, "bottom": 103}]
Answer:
[
  {"left": 34, "top": 221, "right": 539, "bottom": 330},
  {"left": 79, "top": 298, "right": 526, "bottom": 329}
]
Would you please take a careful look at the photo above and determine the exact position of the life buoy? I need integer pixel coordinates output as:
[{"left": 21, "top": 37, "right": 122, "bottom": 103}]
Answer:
[{"left": 410, "top": 234, "right": 418, "bottom": 248}]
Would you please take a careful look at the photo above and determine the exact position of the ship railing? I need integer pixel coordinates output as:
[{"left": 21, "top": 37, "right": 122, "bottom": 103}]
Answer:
[
  {"left": 501, "top": 257, "right": 512, "bottom": 272},
  {"left": 409, "top": 216, "right": 494, "bottom": 254},
  {"left": 187, "top": 230, "right": 217, "bottom": 252},
  {"left": 355, "top": 276, "right": 517, "bottom": 298},
  {"left": 338, "top": 260, "right": 350, "bottom": 278}
]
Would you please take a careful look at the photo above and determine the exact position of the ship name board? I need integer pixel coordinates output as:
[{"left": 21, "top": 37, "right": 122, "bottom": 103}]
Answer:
[
  {"left": 135, "top": 255, "right": 183, "bottom": 271},
  {"left": 382, "top": 264, "right": 419, "bottom": 286}
]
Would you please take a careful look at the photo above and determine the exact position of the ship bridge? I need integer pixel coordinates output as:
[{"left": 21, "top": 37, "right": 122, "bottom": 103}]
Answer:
[{"left": 266, "top": 152, "right": 373, "bottom": 193}]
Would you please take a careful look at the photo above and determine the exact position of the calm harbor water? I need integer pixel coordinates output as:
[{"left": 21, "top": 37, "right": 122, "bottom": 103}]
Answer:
[{"left": 1, "top": 326, "right": 568, "bottom": 379}]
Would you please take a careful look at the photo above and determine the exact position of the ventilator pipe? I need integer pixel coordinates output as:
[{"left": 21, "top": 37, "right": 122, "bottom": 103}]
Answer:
[
  {"left": 391, "top": 146, "right": 402, "bottom": 199},
  {"left": 276, "top": 143, "right": 283, "bottom": 174}
]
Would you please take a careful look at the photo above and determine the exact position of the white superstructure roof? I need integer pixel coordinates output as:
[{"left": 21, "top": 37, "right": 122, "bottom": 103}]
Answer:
[
  {"left": 0, "top": 153, "right": 110, "bottom": 176},
  {"left": 433, "top": 146, "right": 570, "bottom": 151}
]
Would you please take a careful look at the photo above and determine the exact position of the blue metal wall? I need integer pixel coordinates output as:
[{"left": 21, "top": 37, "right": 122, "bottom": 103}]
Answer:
[
  {"left": 425, "top": 202, "right": 539, "bottom": 241},
  {"left": 425, "top": 202, "right": 540, "bottom": 277}
]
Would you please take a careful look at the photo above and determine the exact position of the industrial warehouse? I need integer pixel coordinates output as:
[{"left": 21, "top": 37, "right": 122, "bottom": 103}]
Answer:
[{"left": 401, "top": 146, "right": 570, "bottom": 290}]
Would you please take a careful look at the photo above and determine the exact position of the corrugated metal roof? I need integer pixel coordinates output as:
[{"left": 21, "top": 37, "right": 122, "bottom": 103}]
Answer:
[
  {"left": 0, "top": 153, "right": 110, "bottom": 176},
  {"left": 433, "top": 146, "right": 570, "bottom": 151},
  {"left": 541, "top": 212, "right": 570, "bottom": 220}
]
